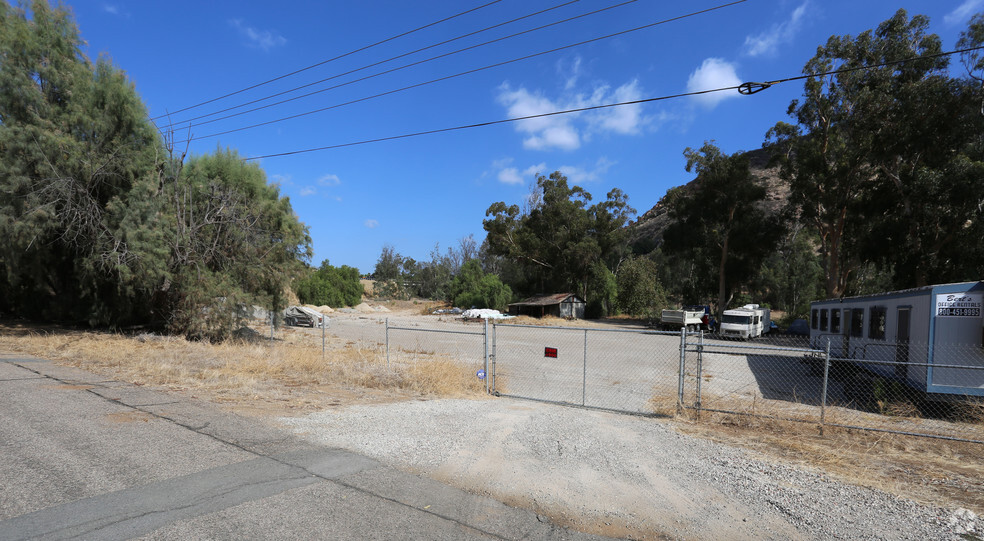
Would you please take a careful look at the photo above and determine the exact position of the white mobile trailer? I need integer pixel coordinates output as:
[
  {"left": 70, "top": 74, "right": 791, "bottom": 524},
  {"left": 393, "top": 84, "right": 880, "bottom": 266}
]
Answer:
[
  {"left": 719, "top": 304, "right": 771, "bottom": 339},
  {"left": 809, "top": 281, "right": 984, "bottom": 398},
  {"left": 660, "top": 308, "right": 706, "bottom": 332}
]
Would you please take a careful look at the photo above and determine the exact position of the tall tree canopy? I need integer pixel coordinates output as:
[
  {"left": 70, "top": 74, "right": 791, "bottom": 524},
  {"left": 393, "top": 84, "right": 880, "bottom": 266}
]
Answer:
[
  {"left": 483, "top": 172, "right": 634, "bottom": 312},
  {"left": 0, "top": 0, "right": 166, "bottom": 324},
  {"left": 661, "top": 143, "right": 783, "bottom": 317},
  {"left": 768, "top": 9, "right": 984, "bottom": 295},
  {"left": 0, "top": 2, "right": 311, "bottom": 338}
]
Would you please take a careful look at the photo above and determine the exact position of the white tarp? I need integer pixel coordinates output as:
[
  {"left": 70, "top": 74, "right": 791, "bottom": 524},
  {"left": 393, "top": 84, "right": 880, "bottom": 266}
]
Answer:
[
  {"left": 284, "top": 305, "right": 326, "bottom": 327},
  {"left": 461, "top": 308, "right": 512, "bottom": 320}
]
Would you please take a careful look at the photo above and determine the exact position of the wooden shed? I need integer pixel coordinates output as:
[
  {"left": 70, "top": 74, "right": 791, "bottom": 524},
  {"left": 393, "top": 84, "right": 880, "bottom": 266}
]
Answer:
[{"left": 508, "top": 293, "right": 586, "bottom": 319}]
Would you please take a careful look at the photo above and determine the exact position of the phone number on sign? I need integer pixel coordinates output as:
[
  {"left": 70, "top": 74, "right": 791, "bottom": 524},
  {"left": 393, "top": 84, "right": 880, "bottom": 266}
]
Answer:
[{"left": 937, "top": 307, "right": 981, "bottom": 317}]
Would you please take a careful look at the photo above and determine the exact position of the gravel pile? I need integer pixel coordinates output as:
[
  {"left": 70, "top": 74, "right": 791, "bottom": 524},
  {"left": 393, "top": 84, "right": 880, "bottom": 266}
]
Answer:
[{"left": 280, "top": 398, "right": 980, "bottom": 540}]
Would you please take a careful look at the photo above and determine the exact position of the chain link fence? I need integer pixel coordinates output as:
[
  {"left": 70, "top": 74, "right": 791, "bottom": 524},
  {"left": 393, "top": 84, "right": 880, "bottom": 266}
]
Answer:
[
  {"left": 684, "top": 333, "right": 984, "bottom": 443},
  {"left": 488, "top": 324, "right": 684, "bottom": 415},
  {"left": 290, "top": 313, "right": 983, "bottom": 444}
]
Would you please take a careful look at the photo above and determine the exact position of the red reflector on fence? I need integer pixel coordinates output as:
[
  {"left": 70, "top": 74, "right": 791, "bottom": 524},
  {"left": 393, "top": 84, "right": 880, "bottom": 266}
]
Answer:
[{"left": 544, "top": 347, "right": 558, "bottom": 358}]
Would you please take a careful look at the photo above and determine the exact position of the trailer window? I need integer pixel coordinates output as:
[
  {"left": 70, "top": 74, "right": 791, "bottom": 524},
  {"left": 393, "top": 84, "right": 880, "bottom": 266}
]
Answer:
[
  {"left": 820, "top": 309, "right": 829, "bottom": 332},
  {"left": 869, "top": 306, "right": 886, "bottom": 340},
  {"left": 831, "top": 309, "right": 841, "bottom": 333},
  {"left": 811, "top": 309, "right": 818, "bottom": 329},
  {"left": 850, "top": 309, "right": 864, "bottom": 337}
]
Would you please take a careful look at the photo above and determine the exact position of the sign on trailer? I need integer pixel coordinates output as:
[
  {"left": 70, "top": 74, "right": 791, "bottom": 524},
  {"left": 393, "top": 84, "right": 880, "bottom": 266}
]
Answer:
[
  {"left": 544, "top": 347, "right": 558, "bottom": 358},
  {"left": 935, "top": 293, "right": 983, "bottom": 317}
]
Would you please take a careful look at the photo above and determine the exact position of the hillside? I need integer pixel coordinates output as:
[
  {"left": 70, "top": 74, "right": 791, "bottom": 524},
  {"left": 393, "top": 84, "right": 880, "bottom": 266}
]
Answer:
[{"left": 627, "top": 147, "right": 788, "bottom": 253}]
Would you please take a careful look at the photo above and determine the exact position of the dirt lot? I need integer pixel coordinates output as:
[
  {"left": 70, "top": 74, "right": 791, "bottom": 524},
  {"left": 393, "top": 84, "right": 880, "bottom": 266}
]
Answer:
[{"left": 2, "top": 304, "right": 983, "bottom": 539}]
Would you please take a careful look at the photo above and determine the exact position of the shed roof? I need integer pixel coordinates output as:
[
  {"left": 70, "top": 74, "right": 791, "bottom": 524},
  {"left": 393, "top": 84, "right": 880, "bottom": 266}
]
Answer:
[{"left": 508, "top": 293, "right": 583, "bottom": 307}]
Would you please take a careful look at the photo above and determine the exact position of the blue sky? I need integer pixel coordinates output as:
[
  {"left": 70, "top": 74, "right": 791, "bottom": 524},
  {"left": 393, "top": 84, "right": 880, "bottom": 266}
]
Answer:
[{"left": 64, "top": 0, "right": 983, "bottom": 273}]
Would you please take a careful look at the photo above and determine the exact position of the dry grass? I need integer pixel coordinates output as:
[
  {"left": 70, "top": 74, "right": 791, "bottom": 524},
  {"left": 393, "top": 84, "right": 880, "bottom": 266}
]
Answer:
[
  {"left": 0, "top": 322, "right": 487, "bottom": 414},
  {"left": 667, "top": 392, "right": 984, "bottom": 514}
]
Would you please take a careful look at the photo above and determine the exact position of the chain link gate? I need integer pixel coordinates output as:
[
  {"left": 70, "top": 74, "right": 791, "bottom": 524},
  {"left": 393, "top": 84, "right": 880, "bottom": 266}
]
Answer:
[{"left": 489, "top": 323, "right": 683, "bottom": 415}]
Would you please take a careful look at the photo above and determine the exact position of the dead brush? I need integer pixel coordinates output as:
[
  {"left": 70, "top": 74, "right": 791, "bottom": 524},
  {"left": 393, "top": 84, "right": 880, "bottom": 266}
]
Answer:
[{"left": 0, "top": 323, "right": 488, "bottom": 403}]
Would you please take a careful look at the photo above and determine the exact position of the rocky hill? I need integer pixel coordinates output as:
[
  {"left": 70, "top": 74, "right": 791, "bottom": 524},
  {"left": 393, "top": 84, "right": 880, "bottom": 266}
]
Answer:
[{"left": 627, "top": 147, "right": 788, "bottom": 253}]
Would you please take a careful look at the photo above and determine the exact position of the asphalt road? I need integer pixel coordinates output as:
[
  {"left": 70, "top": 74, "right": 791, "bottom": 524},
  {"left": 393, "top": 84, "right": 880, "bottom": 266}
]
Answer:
[{"left": 0, "top": 354, "right": 608, "bottom": 540}]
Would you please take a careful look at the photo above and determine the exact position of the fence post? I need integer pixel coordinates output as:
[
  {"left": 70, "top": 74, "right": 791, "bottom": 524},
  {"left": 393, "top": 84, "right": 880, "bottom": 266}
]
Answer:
[
  {"left": 322, "top": 317, "right": 326, "bottom": 360},
  {"left": 385, "top": 318, "right": 390, "bottom": 369},
  {"left": 678, "top": 326, "right": 686, "bottom": 414},
  {"left": 270, "top": 311, "right": 275, "bottom": 340},
  {"left": 582, "top": 329, "right": 588, "bottom": 406},
  {"left": 695, "top": 329, "right": 703, "bottom": 422},
  {"left": 484, "top": 318, "right": 489, "bottom": 395},
  {"left": 820, "top": 339, "right": 831, "bottom": 436},
  {"left": 491, "top": 323, "right": 497, "bottom": 394}
]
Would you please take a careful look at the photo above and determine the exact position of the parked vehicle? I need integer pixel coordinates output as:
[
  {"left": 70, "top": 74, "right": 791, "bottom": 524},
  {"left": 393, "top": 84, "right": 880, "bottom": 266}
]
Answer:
[
  {"left": 660, "top": 305, "right": 709, "bottom": 332},
  {"left": 786, "top": 318, "right": 810, "bottom": 336},
  {"left": 284, "top": 305, "right": 326, "bottom": 328},
  {"left": 808, "top": 281, "right": 984, "bottom": 398},
  {"left": 719, "top": 304, "right": 771, "bottom": 340}
]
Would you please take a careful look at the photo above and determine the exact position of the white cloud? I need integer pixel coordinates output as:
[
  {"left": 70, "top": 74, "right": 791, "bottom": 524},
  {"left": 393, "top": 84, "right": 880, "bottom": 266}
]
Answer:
[
  {"left": 497, "top": 84, "right": 581, "bottom": 151},
  {"left": 318, "top": 174, "right": 341, "bottom": 186},
  {"left": 558, "top": 157, "right": 615, "bottom": 184},
  {"left": 523, "top": 163, "right": 547, "bottom": 178},
  {"left": 686, "top": 58, "right": 742, "bottom": 109},
  {"left": 744, "top": 1, "right": 809, "bottom": 57},
  {"left": 230, "top": 19, "right": 287, "bottom": 51},
  {"left": 493, "top": 160, "right": 547, "bottom": 185},
  {"left": 496, "top": 78, "right": 652, "bottom": 151},
  {"left": 590, "top": 80, "right": 645, "bottom": 135},
  {"left": 299, "top": 186, "right": 316, "bottom": 197},
  {"left": 498, "top": 168, "right": 523, "bottom": 185},
  {"left": 364, "top": 219, "right": 379, "bottom": 229},
  {"left": 559, "top": 55, "right": 583, "bottom": 91},
  {"left": 945, "top": 0, "right": 984, "bottom": 25}
]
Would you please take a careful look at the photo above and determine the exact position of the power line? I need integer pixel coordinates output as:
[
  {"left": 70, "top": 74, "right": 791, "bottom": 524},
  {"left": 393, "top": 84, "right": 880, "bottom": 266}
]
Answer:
[
  {"left": 165, "top": 0, "right": 587, "bottom": 129},
  {"left": 174, "top": 0, "right": 748, "bottom": 144},
  {"left": 241, "top": 44, "right": 984, "bottom": 162},
  {"left": 151, "top": 0, "right": 504, "bottom": 120}
]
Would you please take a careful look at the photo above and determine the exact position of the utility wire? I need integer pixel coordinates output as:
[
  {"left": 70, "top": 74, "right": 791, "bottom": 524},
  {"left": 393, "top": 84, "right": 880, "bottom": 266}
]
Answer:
[
  {"left": 151, "top": 0, "right": 504, "bottom": 120},
  {"left": 242, "top": 44, "right": 984, "bottom": 161},
  {"left": 165, "top": 0, "right": 587, "bottom": 129},
  {"left": 174, "top": 0, "right": 747, "bottom": 144}
]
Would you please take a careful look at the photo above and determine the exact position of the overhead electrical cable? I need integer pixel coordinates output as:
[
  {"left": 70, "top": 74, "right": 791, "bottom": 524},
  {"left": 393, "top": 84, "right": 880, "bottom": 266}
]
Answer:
[
  {"left": 165, "top": 0, "right": 587, "bottom": 128},
  {"left": 151, "top": 0, "right": 504, "bottom": 120},
  {"left": 241, "top": 44, "right": 984, "bottom": 161},
  {"left": 174, "top": 0, "right": 747, "bottom": 144}
]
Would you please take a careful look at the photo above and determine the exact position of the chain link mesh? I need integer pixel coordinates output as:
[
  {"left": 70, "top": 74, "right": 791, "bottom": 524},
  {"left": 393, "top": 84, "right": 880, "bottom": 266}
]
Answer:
[
  {"left": 490, "top": 324, "right": 682, "bottom": 415},
  {"left": 686, "top": 334, "right": 984, "bottom": 443}
]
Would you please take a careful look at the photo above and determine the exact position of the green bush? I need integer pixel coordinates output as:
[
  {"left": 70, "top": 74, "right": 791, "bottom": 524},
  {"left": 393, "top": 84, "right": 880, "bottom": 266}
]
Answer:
[
  {"left": 295, "top": 260, "right": 363, "bottom": 307},
  {"left": 449, "top": 260, "right": 511, "bottom": 310}
]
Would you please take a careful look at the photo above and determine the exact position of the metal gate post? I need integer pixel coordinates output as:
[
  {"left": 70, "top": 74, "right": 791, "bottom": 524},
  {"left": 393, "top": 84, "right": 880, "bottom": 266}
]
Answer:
[
  {"left": 695, "top": 330, "right": 703, "bottom": 421},
  {"left": 484, "top": 318, "right": 489, "bottom": 394},
  {"left": 820, "top": 339, "right": 831, "bottom": 436},
  {"left": 385, "top": 318, "right": 390, "bottom": 369},
  {"left": 491, "top": 323, "right": 497, "bottom": 394},
  {"left": 582, "top": 329, "right": 588, "bottom": 406},
  {"left": 678, "top": 326, "right": 686, "bottom": 414}
]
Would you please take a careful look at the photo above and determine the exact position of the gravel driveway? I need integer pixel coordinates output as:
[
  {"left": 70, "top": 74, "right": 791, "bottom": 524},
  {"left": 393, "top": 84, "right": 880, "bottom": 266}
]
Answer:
[{"left": 280, "top": 397, "right": 981, "bottom": 540}]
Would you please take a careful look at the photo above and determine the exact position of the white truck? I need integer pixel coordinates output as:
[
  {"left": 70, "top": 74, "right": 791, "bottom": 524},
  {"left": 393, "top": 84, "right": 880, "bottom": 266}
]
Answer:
[
  {"left": 660, "top": 306, "right": 708, "bottom": 332},
  {"left": 719, "top": 304, "right": 770, "bottom": 340}
]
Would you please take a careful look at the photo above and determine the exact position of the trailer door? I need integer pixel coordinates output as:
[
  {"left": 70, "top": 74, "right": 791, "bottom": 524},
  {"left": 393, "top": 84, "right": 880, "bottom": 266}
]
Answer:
[{"left": 896, "top": 307, "right": 911, "bottom": 380}]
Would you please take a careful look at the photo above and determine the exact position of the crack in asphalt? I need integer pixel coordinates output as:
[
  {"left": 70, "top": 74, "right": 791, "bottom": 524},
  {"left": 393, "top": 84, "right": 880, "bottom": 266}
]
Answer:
[{"left": 5, "top": 360, "right": 512, "bottom": 540}]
